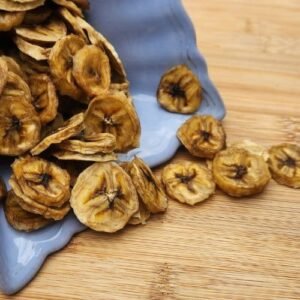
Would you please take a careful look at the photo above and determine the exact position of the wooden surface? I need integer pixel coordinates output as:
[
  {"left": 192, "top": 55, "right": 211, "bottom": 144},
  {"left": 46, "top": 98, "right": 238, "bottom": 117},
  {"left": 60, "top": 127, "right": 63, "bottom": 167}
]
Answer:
[{"left": 3, "top": 0, "right": 300, "bottom": 299}]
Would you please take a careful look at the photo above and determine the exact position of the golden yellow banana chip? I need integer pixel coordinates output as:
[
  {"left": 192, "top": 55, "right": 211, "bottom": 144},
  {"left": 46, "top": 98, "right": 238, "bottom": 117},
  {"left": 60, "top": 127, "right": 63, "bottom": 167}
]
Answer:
[
  {"left": 52, "top": 150, "right": 117, "bottom": 162},
  {"left": 128, "top": 200, "right": 151, "bottom": 226},
  {"left": 0, "top": 97, "right": 41, "bottom": 156},
  {"left": 29, "top": 73, "right": 58, "bottom": 125},
  {"left": 268, "top": 143, "right": 300, "bottom": 188},
  {"left": 0, "top": 55, "right": 28, "bottom": 82},
  {"left": 52, "top": 0, "right": 83, "bottom": 17},
  {"left": 177, "top": 115, "right": 226, "bottom": 159},
  {"left": 0, "top": 0, "right": 45, "bottom": 12},
  {"left": 73, "top": 45, "right": 111, "bottom": 97},
  {"left": 49, "top": 34, "right": 86, "bottom": 100},
  {"left": 213, "top": 148, "right": 271, "bottom": 197},
  {"left": 70, "top": 162, "right": 139, "bottom": 233},
  {"left": 157, "top": 65, "right": 202, "bottom": 114},
  {"left": 84, "top": 91, "right": 141, "bottom": 152},
  {"left": 162, "top": 161, "right": 215, "bottom": 205},
  {"left": 23, "top": 5, "right": 53, "bottom": 25},
  {"left": 0, "top": 57, "right": 8, "bottom": 94},
  {"left": 31, "top": 112, "right": 84, "bottom": 155},
  {"left": 0, "top": 177, "right": 7, "bottom": 202},
  {"left": 126, "top": 157, "right": 168, "bottom": 213},
  {"left": 0, "top": 11, "right": 25, "bottom": 31},
  {"left": 4, "top": 190, "right": 52, "bottom": 232}
]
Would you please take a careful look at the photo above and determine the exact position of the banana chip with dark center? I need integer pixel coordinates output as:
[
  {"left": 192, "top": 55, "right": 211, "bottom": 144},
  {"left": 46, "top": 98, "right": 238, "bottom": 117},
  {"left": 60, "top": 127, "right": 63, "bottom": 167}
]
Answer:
[
  {"left": 0, "top": 177, "right": 7, "bottom": 202},
  {"left": 0, "top": 11, "right": 25, "bottom": 31}
]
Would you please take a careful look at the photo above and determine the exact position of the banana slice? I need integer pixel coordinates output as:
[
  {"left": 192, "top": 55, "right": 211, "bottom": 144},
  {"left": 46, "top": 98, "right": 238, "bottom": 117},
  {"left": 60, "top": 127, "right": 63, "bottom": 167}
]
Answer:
[
  {"left": 268, "top": 143, "right": 300, "bottom": 188},
  {"left": 4, "top": 190, "right": 52, "bottom": 232},
  {"left": 0, "top": 57, "right": 8, "bottom": 95},
  {"left": 0, "top": 177, "right": 7, "bottom": 202},
  {"left": 128, "top": 200, "right": 151, "bottom": 226},
  {"left": 52, "top": 0, "right": 83, "bottom": 17},
  {"left": 52, "top": 150, "right": 117, "bottom": 162},
  {"left": 126, "top": 157, "right": 168, "bottom": 213},
  {"left": 16, "top": 17, "right": 67, "bottom": 44},
  {"left": 28, "top": 74, "right": 58, "bottom": 125},
  {"left": 84, "top": 91, "right": 141, "bottom": 152},
  {"left": 0, "top": 0, "right": 45, "bottom": 12},
  {"left": 162, "top": 161, "right": 215, "bottom": 205},
  {"left": 31, "top": 112, "right": 84, "bottom": 155},
  {"left": 0, "top": 97, "right": 41, "bottom": 156},
  {"left": 177, "top": 115, "right": 226, "bottom": 159},
  {"left": 0, "top": 11, "right": 25, "bottom": 31},
  {"left": 49, "top": 34, "right": 86, "bottom": 100},
  {"left": 23, "top": 5, "right": 53, "bottom": 25},
  {"left": 73, "top": 45, "right": 111, "bottom": 97},
  {"left": 0, "top": 55, "right": 28, "bottom": 82},
  {"left": 157, "top": 65, "right": 202, "bottom": 114},
  {"left": 70, "top": 162, "right": 139, "bottom": 233},
  {"left": 213, "top": 148, "right": 271, "bottom": 197}
]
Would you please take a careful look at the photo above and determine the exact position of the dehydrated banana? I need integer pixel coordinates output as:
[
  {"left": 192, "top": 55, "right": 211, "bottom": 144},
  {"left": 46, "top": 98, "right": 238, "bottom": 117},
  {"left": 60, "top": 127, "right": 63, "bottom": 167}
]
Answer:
[
  {"left": 157, "top": 65, "right": 202, "bottom": 114},
  {"left": 213, "top": 148, "right": 271, "bottom": 197},
  {"left": 70, "top": 162, "right": 139, "bottom": 233},
  {"left": 0, "top": 0, "right": 45, "bottom": 12},
  {"left": 268, "top": 143, "right": 300, "bottom": 188},
  {"left": 28, "top": 74, "right": 58, "bottom": 124},
  {"left": 4, "top": 190, "right": 52, "bottom": 232},
  {"left": 0, "top": 177, "right": 7, "bottom": 202},
  {"left": 126, "top": 157, "right": 168, "bottom": 213},
  {"left": 84, "top": 91, "right": 140, "bottom": 152},
  {"left": 1, "top": 55, "right": 28, "bottom": 81},
  {"left": 0, "top": 11, "right": 25, "bottom": 31},
  {"left": 177, "top": 115, "right": 226, "bottom": 159},
  {"left": 49, "top": 34, "right": 86, "bottom": 100},
  {"left": 52, "top": 150, "right": 117, "bottom": 162},
  {"left": 128, "top": 200, "right": 150, "bottom": 226},
  {"left": 162, "top": 161, "right": 215, "bottom": 205},
  {"left": 0, "top": 97, "right": 41, "bottom": 156},
  {"left": 18, "top": 52, "right": 50, "bottom": 75},
  {"left": 0, "top": 57, "right": 8, "bottom": 95},
  {"left": 31, "top": 112, "right": 84, "bottom": 155},
  {"left": 73, "top": 45, "right": 111, "bottom": 97}
]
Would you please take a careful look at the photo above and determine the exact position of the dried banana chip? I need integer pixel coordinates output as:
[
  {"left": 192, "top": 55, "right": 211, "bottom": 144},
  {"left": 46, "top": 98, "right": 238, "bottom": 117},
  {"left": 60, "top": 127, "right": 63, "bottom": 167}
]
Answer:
[
  {"left": 70, "top": 162, "right": 139, "bottom": 232},
  {"left": 0, "top": 97, "right": 41, "bottom": 156},
  {"left": 29, "top": 74, "right": 58, "bottom": 124},
  {"left": 0, "top": 11, "right": 25, "bottom": 31},
  {"left": 162, "top": 161, "right": 215, "bottom": 205},
  {"left": 73, "top": 45, "right": 111, "bottom": 97},
  {"left": 31, "top": 112, "right": 84, "bottom": 155},
  {"left": 0, "top": 0, "right": 45, "bottom": 12},
  {"left": 16, "top": 17, "right": 67, "bottom": 44},
  {"left": 128, "top": 200, "right": 151, "bottom": 226},
  {"left": 4, "top": 190, "right": 52, "bottom": 232},
  {"left": 23, "top": 5, "right": 53, "bottom": 25},
  {"left": 84, "top": 91, "right": 141, "bottom": 152},
  {"left": 52, "top": 150, "right": 117, "bottom": 162},
  {"left": 0, "top": 177, "right": 7, "bottom": 202},
  {"left": 126, "top": 157, "right": 167, "bottom": 213},
  {"left": 49, "top": 34, "right": 86, "bottom": 100},
  {"left": 52, "top": 0, "right": 83, "bottom": 17},
  {"left": 177, "top": 115, "right": 226, "bottom": 159},
  {"left": 1, "top": 55, "right": 28, "bottom": 81},
  {"left": 18, "top": 52, "right": 50, "bottom": 75},
  {"left": 0, "top": 56, "right": 8, "bottom": 95},
  {"left": 213, "top": 148, "right": 271, "bottom": 197},
  {"left": 157, "top": 65, "right": 202, "bottom": 114},
  {"left": 268, "top": 143, "right": 300, "bottom": 188}
]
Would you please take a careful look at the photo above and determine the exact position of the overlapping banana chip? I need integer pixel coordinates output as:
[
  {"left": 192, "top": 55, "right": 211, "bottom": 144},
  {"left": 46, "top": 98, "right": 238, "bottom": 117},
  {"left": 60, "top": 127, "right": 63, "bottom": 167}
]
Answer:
[
  {"left": 18, "top": 52, "right": 50, "bottom": 75},
  {"left": 0, "top": 177, "right": 7, "bottom": 202},
  {"left": 0, "top": 0, "right": 45, "bottom": 12},
  {"left": 157, "top": 65, "right": 202, "bottom": 114},
  {"left": 70, "top": 162, "right": 139, "bottom": 232},
  {"left": 4, "top": 190, "right": 52, "bottom": 232},
  {"left": 0, "top": 11, "right": 25, "bottom": 31},
  {"left": 128, "top": 200, "right": 151, "bottom": 226},
  {"left": 0, "top": 55, "right": 28, "bottom": 81},
  {"left": 177, "top": 115, "right": 226, "bottom": 159},
  {"left": 52, "top": 150, "right": 117, "bottom": 162},
  {"left": 268, "top": 143, "right": 300, "bottom": 188},
  {"left": 162, "top": 161, "right": 215, "bottom": 205},
  {"left": 213, "top": 148, "right": 271, "bottom": 197}
]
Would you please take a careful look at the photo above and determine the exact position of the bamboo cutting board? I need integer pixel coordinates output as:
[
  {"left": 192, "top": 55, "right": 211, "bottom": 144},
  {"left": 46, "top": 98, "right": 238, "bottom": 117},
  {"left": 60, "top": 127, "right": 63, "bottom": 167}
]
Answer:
[{"left": 2, "top": 0, "right": 300, "bottom": 299}]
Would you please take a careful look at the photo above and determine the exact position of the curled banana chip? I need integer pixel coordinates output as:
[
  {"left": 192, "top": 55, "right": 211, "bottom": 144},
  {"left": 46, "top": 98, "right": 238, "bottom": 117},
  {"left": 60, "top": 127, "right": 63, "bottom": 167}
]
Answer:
[
  {"left": 0, "top": 0, "right": 45, "bottom": 12},
  {"left": 52, "top": 0, "right": 83, "bottom": 17},
  {"left": 4, "top": 190, "right": 52, "bottom": 232},
  {"left": 23, "top": 5, "right": 53, "bottom": 25},
  {"left": 0, "top": 11, "right": 25, "bottom": 31},
  {"left": 1, "top": 55, "right": 28, "bottom": 82},
  {"left": 84, "top": 91, "right": 141, "bottom": 152},
  {"left": 0, "top": 177, "right": 7, "bottom": 202},
  {"left": 0, "top": 57, "right": 8, "bottom": 95},
  {"left": 157, "top": 65, "right": 202, "bottom": 114},
  {"left": 213, "top": 148, "right": 271, "bottom": 197},
  {"left": 31, "top": 112, "right": 84, "bottom": 155},
  {"left": 70, "top": 162, "right": 139, "bottom": 233},
  {"left": 128, "top": 200, "right": 150, "bottom": 226},
  {"left": 126, "top": 157, "right": 168, "bottom": 213},
  {"left": 29, "top": 74, "right": 58, "bottom": 124},
  {"left": 268, "top": 143, "right": 300, "bottom": 188},
  {"left": 177, "top": 115, "right": 226, "bottom": 159},
  {"left": 162, "top": 161, "right": 215, "bottom": 205},
  {"left": 49, "top": 34, "right": 86, "bottom": 100},
  {"left": 0, "top": 97, "right": 41, "bottom": 156},
  {"left": 73, "top": 45, "right": 111, "bottom": 97},
  {"left": 52, "top": 150, "right": 117, "bottom": 162}
]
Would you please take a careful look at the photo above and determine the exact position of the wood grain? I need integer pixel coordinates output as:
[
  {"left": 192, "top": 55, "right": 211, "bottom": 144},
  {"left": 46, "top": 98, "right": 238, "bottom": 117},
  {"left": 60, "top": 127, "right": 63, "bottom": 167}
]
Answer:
[{"left": 2, "top": 0, "right": 300, "bottom": 299}]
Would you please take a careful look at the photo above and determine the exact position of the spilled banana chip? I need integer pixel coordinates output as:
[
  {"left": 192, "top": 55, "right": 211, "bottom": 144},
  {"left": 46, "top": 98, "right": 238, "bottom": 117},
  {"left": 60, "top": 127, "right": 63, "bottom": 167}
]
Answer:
[
  {"left": 0, "top": 177, "right": 7, "bottom": 202},
  {"left": 268, "top": 143, "right": 300, "bottom": 188},
  {"left": 0, "top": 11, "right": 25, "bottom": 31},
  {"left": 23, "top": 5, "right": 53, "bottom": 25},
  {"left": 0, "top": 0, "right": 45, "bottom": 12},
  {"left": 0, "top": 97, "right": 41, "bottom": 156},
  {"left": 157, "top": 65, "right": 202, "bottom": 114},
  {"left": 70, "top": 162, "right": 139, "bottom": 233},
  {"left": 162, "top": 161, "right": 215, "bottom": 205},
  {"left": 128, "top": 200, "right": 151, "bottom": 226},
  {"left": 31, "top": 112, "right": 84, "bottom": 155},
  {"left": 52, "top": 0, "right": 83, "bottom": 17},
  {"left": 4, "top": 190, "right": 52, "bottom": 232},
  {"left": 73, "top": 45, "right": 111, "bottom": 97},
  {"left": 29, "top": 73, "right": 58, "bottom": 125},
  {"left": 84, "top": 91, "right": 141, "bottom": 152},
  {"left": 52, "top": 150, "right": 117, "bottom": 162},
  {"left": 0, "top": 57, "right": 8, "bottom": 94},
  {"left": 213, "top": 148, "right": 271, "bottom": 197},
  {"left": 126, "top": 157, "right": 168, "bottom": 213},
  {"left": 177, "top": 115, "right": 226, "bottom": 159}
]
